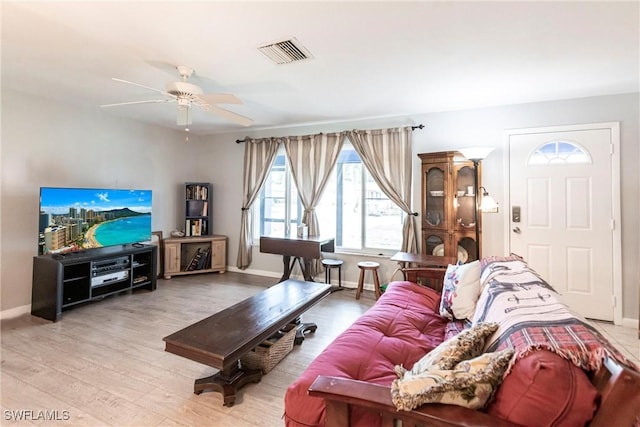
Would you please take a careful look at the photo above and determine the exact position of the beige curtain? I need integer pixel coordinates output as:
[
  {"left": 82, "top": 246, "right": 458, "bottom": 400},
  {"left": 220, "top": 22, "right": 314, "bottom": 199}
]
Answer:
[
  {"left": 284, "top": 132, "right": 345, "bottom": 237},
  {"left": 236, "top": 137, "right": 281, "bottom": 269},
  {"left": 284, "top": 132, "right": 345, "bottom": 276},
  {"left": 347, "top": 126, "right": 418, "bottom": 253}
]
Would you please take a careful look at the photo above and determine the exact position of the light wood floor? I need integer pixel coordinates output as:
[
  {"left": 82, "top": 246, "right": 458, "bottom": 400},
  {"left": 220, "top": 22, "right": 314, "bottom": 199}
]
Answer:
[
  {"left": 1, "top": 273, "right": 375, "bottom": 426},
  {"left": 1, "top": 272, "right": 638, "bottom": 426}
]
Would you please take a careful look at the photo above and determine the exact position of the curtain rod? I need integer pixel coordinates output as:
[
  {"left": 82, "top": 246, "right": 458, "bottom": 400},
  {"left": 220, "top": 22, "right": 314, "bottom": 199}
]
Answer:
[{"left": 235, "top": 123, "right": 425, "bottom": 144}]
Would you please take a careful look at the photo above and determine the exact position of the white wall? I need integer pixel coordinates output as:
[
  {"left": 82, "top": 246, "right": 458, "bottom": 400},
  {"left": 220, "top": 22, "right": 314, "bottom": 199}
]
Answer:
[
  {"left": 0, "top": 89, "right": 196, "bottom": 312},
  {"left": 2, "top": 90, "right": 638, "bottom": 324},
  {"left": 198, "top": 93, "right": 639, "bottom": 322}
]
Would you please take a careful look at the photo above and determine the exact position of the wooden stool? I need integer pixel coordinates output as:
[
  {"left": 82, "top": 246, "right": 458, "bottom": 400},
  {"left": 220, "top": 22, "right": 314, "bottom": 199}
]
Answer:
[
  {"left": 321, "top": 259, "right": 344, "bottom": 292},
  {"left": 356, "top": 261, "right": 381, "bottom": 300}
]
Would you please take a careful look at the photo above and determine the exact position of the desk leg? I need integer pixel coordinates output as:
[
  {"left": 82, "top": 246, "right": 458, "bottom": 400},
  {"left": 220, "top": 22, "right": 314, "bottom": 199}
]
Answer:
[
  {"left": 283, "top": 257, "right": 315, "bottom": 282},
  {"left": 280, "top": 255, "right": 293, "bottom": 282},
  {"left": 194, "top": 360, "right": 262, "bottom": 407},
  {"left": 301, "top": 258, "right": 315, "bottom": 282}
]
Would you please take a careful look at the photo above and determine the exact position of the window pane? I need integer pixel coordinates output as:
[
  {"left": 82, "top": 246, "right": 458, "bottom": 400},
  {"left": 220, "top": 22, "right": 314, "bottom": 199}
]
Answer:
[
  {"left": 528, "top": 140, "right": 591, "bottom": 165},
  {"left": 316, "top": 171, "right": 336, "bottom": 238},
  {"left": 340, "top": 162, "right": 362, "bottom": 249},
  {"left": 364, "top": 173, "right": 403, "bottom": 250}
]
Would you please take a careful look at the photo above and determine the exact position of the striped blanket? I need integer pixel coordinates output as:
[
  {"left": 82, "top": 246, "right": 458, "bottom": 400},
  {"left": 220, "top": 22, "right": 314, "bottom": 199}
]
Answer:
[{"left": 472, "top": 257, "right": 636, "bottom": 372}]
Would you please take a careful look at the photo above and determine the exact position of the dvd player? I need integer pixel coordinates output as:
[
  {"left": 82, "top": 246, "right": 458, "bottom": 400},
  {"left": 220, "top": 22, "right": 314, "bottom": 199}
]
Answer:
[
  {"left": 91, "top": 270, "right": 129, "bottom": 287},
  {"left": 91, "top": 256, "right": 130, "bottom": 276}
]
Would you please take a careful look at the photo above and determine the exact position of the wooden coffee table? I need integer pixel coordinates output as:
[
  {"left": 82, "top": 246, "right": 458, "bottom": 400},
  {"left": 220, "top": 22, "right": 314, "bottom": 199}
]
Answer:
[{"left": 163, "top": 279, "right": 331, "bottom": 406}]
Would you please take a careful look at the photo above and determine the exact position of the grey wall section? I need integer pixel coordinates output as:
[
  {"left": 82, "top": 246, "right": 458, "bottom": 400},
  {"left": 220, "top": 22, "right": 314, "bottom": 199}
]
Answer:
[
  {"left": 2, "top": 90, "right": 638, "bottom": 323},
  {"left": 0, "top": 89, "right": 196, "bottom": 312}
]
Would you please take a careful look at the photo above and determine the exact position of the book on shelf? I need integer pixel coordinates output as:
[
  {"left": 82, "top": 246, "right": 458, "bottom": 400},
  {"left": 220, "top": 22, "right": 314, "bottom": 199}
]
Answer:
[
  {"left": 185, "top": 200, "right": 208, "bottom": 217},
  {"left": 186, "top": 248, "right": 203, "bottom": 271},
  {"left": 185, "top": 247, "right": 211, "bottom": 271},
  {"left": 185, "top": 218, "right": 208, "bottom": 237},
  {"left": 186, "top": 184, "right": 208, "bottom": 201},
  {"left": 196, "top": 248, "right": 210, "bottom": 270}
]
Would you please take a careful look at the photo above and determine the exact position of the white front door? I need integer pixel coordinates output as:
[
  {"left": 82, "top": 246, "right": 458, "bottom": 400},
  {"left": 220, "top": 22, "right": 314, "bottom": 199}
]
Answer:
[{"left": 507, "top": 123, "right": 620, "bottom": 321}]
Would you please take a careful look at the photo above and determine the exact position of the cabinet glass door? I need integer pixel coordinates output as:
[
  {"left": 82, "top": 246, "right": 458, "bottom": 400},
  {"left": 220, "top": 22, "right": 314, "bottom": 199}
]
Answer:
[
  {"left": 454, "top": 165, "right": 476, "bottom": 229},
  {"left": 424, "top": 164, "right": 447, "bottom": 229},
  {"left": 423, "top": 233, "right": 448, "bottom": 257},
  {"left": 454, "top": 234, "right": 477, "bottom": 262}
]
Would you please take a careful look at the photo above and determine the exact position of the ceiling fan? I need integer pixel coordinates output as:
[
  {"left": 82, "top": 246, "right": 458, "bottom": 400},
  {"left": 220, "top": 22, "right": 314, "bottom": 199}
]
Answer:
[{"left": 101, "top": 65, "right": 253, "bottom": 128}]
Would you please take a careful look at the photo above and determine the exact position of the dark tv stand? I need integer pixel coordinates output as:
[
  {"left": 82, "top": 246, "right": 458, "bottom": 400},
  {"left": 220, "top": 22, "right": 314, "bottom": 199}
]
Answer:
[{"left": 31, "top": 244, "right": 157, "bottom": 322}]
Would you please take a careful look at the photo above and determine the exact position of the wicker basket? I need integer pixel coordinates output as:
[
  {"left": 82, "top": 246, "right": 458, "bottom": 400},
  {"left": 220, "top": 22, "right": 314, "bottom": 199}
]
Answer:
[{"left": 240, "top": 324, "right": 297, "bottom": 373}]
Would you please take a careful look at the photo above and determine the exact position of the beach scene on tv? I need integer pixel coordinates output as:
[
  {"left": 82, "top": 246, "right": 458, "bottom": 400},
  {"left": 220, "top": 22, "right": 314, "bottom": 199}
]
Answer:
[{"left": 38, "top": 188, "right": 152, "bottom": 255}]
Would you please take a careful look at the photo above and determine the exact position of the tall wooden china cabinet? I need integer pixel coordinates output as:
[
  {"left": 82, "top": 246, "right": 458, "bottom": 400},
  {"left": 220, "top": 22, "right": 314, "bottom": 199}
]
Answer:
[{"left": 419, "top": 151, "right": 481, "bottom": 263}]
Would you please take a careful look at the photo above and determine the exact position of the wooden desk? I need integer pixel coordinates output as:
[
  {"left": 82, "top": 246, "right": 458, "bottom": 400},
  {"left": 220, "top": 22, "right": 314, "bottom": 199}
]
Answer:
[
  {"left": 390, "top": 251, "right": 456, "bottom": 268},
  {"left": 260, "top": 235, "right": 335, "bottom": 282},
  {"left": 163, "top": 279, "right": 331, "bottom": 406}
]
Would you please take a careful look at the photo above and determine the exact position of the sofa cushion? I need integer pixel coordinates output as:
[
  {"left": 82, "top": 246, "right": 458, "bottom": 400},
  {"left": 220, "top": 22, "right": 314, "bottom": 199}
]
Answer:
[
  {"left": 439, "top": 260, "right": 481, "bottom": 320},
  {"left": 391, "top": 349, "right": 514, "bottom": 411},
  {"left": 480, "top": 253, "right": 523, "bottom": 270},
  {"left": 487, "top": 350, "right": 598, "bottom": 426},
  {"left": 284, "top": 280, "right": 447, "bottom": 427},
  {"left": 404, "top": 322, "right": 499, "bottom": 373}
]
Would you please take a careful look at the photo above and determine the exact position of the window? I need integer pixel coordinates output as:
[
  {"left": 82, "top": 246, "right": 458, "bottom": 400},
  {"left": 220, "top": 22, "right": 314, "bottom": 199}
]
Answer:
[
  {"left": 528, "top": 140, "right": 591, "bottom": 165},
  {"left": 254, "top": 147, "right": 301, "bottom": 238},
  {"left": 254, "top": 142, "right": 404, "bottom": 254}
]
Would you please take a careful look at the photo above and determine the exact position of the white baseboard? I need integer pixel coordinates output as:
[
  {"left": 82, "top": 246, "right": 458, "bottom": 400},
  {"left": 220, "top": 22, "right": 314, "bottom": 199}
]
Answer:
[
  {"left": 0, "top": 304, "right": 31, "bottom": 320},
  {"left": 224, "top": 266, "right": 282, "bottom": 279},
  {"left": 621, "top": 317, "right": 639, "bottom": 329},
  {"left": 225, "top": 266, "right": 361, "bottom": 289}
]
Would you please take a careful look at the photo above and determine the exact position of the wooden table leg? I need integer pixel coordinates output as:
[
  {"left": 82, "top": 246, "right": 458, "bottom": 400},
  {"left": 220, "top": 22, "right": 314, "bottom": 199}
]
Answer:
[
  {"left": 291, "top": 318, "right": 319, "bottom": 345},
  {"left": 279, "top": 255, "right": 293, "bottom": 282},
  {"left": 193, "top": 361, "right": 262, "bottom": 406},
  {"left": 301, "top": 258, "right": 314, "bottom": 281}
]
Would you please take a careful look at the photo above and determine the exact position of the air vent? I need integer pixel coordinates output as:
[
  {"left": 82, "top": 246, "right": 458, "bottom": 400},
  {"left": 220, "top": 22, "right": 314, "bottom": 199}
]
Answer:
[{"left": 258, "top": 38, "right": 313, "bottom": 64}]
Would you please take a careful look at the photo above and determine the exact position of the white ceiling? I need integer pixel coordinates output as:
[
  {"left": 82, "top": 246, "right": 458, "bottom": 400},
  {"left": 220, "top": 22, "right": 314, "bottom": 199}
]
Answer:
[{"left": 2, "top": 1, "right": 638, "bottom": 135}]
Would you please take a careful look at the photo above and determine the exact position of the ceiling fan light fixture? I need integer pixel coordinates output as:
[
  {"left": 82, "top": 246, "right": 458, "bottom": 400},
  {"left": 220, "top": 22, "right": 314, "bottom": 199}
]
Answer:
[
  {"left": 165, "top": 81, "right": 203, "bottom": 97},
  {"left": 177, "top": 105, "right": 192, "bottom": 126}
]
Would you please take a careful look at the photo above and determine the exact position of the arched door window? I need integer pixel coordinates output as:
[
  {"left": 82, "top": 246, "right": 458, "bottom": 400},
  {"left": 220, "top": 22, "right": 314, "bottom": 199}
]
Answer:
[{"left": 528, "top": 140, "right": 592, "bottom": 165}]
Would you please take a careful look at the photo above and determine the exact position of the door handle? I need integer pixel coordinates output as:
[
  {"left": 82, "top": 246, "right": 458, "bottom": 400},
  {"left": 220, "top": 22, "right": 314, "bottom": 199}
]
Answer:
[{"left": 512, "top": 226, "right": 521, "bottom": 234}]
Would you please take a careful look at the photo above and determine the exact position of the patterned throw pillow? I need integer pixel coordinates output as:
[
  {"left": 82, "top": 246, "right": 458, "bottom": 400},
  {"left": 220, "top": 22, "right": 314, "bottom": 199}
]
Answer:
[
  {"left": 439, "top": 261, "right": 481, "bottom": 321},
  {"left": 398, "top": 322, "right": 499, "bottom": 374},
  {"left": 391, "top": 349, "right": 514, "bottom": 411}
]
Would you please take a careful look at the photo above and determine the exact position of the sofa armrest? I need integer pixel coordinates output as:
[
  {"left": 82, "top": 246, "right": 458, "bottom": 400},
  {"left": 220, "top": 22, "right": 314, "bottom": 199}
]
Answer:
[
  {"left": 308, "top": 376, "right": 522, "bottom": 427},
  {"left": 589, "top": 357, "right": 640, "bottom": 427}
]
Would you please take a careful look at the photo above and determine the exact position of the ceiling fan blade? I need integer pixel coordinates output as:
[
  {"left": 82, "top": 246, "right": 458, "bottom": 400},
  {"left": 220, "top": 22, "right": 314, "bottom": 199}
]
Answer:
[
  {"left": 112, "top": 78, "right": 175, "bottom": 97},
  {"left": 198, "top": 93, "right": 243, "bottom": 105},
  {"left": 205, "top": 105, "right": 254, "bottom": 127},
  {"left": 100, "top": 99, "right": 172, "bottom": 108}
]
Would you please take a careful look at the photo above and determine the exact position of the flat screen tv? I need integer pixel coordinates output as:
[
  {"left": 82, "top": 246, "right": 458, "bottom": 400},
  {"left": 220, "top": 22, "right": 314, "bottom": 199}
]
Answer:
[{"left": 38, "top": 187, "right": 152, "bottom": 255}]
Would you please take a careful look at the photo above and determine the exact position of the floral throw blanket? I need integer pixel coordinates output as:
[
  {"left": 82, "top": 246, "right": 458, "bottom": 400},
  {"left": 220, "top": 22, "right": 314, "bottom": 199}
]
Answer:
[{"left": 472, "top": 258, "right": 637, "bottom": 373}]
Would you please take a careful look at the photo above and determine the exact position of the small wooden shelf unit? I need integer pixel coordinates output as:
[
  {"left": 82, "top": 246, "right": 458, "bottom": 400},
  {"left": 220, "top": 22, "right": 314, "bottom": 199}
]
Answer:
[{"left": 163, "top": 235, "right": 227, "bottom": 278}]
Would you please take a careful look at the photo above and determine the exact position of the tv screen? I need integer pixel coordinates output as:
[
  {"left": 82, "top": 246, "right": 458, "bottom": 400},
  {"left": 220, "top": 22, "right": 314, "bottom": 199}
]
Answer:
[{"left": 38, "top": 187, "right": 152, "bottom": 255}]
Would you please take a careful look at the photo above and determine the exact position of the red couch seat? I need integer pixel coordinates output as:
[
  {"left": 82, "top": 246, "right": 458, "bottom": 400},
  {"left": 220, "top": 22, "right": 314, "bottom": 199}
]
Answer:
[{"left": 284, "top": 281, "right": 447, "bottom": 427}]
